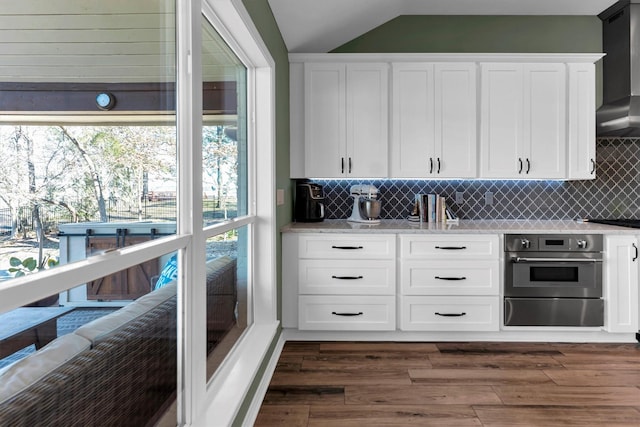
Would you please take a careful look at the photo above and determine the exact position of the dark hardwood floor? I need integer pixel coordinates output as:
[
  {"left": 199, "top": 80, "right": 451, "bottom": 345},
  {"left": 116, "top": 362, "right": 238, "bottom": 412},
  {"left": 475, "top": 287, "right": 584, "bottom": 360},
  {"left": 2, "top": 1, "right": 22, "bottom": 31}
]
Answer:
[{"left": 255, "top": 341, "right": 640, "bottom": 426}]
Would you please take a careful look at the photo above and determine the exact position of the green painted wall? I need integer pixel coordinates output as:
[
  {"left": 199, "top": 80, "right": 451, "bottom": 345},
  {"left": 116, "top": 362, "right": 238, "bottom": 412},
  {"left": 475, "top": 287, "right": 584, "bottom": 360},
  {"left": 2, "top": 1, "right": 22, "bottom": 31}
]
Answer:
[
  {"left": 240, "top": 0, "right": 290, "bottom": 318},
  {"left": 333, "top": 16, "right": 601, "bottom": 53},
  {"left": 233, "top": 0, "right": 289, "bottom": 425},
  {"left": 333, "top": 15, "right": 604, "bottom": 105}
]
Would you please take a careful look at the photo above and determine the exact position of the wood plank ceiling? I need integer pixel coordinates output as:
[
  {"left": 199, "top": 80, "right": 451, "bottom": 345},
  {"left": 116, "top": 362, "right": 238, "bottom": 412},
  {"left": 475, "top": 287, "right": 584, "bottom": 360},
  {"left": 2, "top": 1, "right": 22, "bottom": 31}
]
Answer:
[{"left": 0, "top": 0, "right": 237, "bottom": 84}]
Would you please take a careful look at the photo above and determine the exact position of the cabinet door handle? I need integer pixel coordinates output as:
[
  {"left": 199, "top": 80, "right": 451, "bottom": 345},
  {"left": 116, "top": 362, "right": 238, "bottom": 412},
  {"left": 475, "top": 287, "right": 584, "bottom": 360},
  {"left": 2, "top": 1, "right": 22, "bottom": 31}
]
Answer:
[
  {"left": 429, "top": 157, "right": 434, "bottom": 174},
  {"left": 331, "top": 275, "right": 363, "bottom": 280},
  {"left": 348, "top": 157, "right": 352, "bottom": 174},
  {"left": 437, "top": 157, "right": 441, "bottom": 174},
  {"left": 518, "top": 158, "right": 523, "bottom": 173},
  {"left": 435, "top": 246, "right": 467, "bottom": 250},
  {"left": 331, "top": 245, "right": 364, "bottom": 250},
  {"left": 332, "top": 311, "right": 363, "bottom": 317},
  {"left": 435, "top": 312, "right": 467, "bottom": 317},
  {"left": 435, "top": 276, "right": 467, "bottom": 281},
  {"left": 526, "top": 158, "right": 531, "bottom": 174},
  {"left": 590, "top": 158, "right": 596, "bottom": 174},
  {"left": 341, "top": 157, "right": 344, "bottom": 174},
  {"left": 633, "top": 243, "right": 638, "bottom": 262}
]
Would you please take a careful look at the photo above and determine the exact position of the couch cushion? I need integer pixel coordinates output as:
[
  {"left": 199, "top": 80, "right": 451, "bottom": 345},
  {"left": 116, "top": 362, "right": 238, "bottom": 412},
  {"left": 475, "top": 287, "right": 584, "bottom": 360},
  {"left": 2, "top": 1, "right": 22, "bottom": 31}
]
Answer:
[
  {"left": 75, "top": 280, "right": 176, "bottom": 344},
  {"left": 206, "top": 256, "right": 235, "bottom": 294},
  {"left": 0, "top": 334, "right": 91, "bottom": 405}
]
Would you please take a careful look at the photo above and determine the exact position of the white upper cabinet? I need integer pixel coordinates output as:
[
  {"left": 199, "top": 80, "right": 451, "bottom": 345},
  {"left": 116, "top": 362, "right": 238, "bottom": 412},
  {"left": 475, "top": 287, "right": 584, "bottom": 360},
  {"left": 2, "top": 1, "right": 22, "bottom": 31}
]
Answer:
[
  {"left": 567, "top": 63, "right": 597, "bottom": 179},
  {"left": 391, "top": 63, "right": 477, "bottom": 178},
  {"left": 303, "top": 62, "right": 388, "bottom": 178},
  {"left": 290, "top": 53, "right": 603, "bottom": 180},
  {"left": 480, "top": 63, "right": 566, "bottom": 179},
  {"left": 479, "top": 64, "right": 522, "bottom": 178}
]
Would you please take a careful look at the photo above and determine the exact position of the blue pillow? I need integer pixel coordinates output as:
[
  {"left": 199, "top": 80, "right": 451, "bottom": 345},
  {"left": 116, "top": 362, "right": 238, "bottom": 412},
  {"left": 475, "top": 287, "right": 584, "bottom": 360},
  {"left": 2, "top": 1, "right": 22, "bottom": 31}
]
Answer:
[{"left": 155, "top": 254, "right": 178, "bottom": 289}]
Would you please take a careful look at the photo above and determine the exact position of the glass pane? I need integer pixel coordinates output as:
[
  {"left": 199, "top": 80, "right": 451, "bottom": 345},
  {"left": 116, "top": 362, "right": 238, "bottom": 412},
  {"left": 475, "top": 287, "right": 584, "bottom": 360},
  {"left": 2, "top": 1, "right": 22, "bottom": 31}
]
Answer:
[
  {"left": 0, "top": 1, "right": 178, "bottom": 426},
  {"left": 0, "top": 257, "right": 177, "bottom": 425},
  {"left": 205, "top": 225, "right": 249, "bottom": 380},
  {"left": 0, "top": 1, "right": 178, "bottom": 282},
  {"left": 202, "top": 16, "right": 248, "bottom": 227}
]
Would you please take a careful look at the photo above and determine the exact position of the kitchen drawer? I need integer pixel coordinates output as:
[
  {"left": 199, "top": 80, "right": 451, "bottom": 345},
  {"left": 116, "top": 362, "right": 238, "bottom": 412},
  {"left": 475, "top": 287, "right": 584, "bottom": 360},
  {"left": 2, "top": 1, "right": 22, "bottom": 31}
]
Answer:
[
  {"left": 400, "top": 295, "right": 499, "bottom": 331},
  {"left": 298, "top": 295, "right": 396, "bottom": 331},
  {"left": 299, "top": 259, "right": 395, "bottom": 295},
  {"left": 400, "top": 260, "right": 499, "bottom": 295},
  {"left": 400, "top": 234, "right": 499, "bottom": 259},
  {"left": 298, "top": 234, "right": 395, "bottom": 259}
]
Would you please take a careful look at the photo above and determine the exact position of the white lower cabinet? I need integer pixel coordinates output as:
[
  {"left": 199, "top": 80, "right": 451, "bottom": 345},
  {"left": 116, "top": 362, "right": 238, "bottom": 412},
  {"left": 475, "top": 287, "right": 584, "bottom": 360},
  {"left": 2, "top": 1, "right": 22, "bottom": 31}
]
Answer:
[
  {"left": 288, "top": 233, "right": 396, "bottom": 331},
  {"left": 399, "top": 234, "right": 500, "bottom": 331},
  {"left": 400, "top": 296, "right": 499, "bottom": 331},
  {"left": 299, "top": 295, "right": 396, "bottom": 331},
  {"left": 604, "top": 235, "right": 639, "bottom": 333},
  {"left": 285, "top": 232, "right": 636, "bottom": 338}
]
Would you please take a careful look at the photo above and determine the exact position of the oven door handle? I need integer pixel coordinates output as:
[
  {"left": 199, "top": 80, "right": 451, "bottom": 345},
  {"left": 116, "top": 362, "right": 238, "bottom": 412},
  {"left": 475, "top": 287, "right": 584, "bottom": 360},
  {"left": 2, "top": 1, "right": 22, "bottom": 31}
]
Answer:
[{"left": 512, "top": 257, "right": 602, "bottom": 263}]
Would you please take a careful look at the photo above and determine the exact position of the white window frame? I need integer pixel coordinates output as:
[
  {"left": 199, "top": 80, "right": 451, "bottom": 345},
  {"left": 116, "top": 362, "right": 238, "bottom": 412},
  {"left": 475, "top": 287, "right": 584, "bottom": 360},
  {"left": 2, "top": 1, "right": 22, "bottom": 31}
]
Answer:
[{"left": 180, "top": 0, "right": 278, "bottom": 426}]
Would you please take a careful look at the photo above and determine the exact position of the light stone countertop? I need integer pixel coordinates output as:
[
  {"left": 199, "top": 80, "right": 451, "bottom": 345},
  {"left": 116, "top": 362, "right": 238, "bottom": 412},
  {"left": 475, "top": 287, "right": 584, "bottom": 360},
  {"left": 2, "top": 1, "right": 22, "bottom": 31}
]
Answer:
[{"left": 281, "top": 219, "right": 640, "bottom": 234}]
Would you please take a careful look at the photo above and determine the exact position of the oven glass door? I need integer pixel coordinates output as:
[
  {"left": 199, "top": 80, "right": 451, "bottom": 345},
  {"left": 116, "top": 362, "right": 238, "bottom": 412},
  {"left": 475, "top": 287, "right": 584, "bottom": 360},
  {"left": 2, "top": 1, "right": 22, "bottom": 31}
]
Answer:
[{"left": 506, "top": 256, "right": 602, "bottom": 298}]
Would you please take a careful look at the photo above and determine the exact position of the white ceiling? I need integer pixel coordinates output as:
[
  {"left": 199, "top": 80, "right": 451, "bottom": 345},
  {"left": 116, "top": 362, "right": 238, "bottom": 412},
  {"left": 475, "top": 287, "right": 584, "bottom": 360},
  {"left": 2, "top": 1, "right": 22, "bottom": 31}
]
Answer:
[{"left": 268, "top": 0, "right": 619, "bottom": 53}]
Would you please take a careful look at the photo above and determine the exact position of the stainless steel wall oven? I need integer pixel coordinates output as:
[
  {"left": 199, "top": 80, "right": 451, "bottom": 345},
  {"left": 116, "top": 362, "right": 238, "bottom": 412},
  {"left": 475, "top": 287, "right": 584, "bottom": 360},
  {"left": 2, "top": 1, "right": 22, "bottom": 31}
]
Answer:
[{"left": 504, "top": 234, "right": 604, "bottom": 327}]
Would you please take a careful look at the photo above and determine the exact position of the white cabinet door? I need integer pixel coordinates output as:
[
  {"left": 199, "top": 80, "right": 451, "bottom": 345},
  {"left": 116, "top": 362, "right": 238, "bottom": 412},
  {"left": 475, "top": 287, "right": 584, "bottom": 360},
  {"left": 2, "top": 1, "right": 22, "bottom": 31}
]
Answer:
[
  {"left": 434, "top": 63, "right": 477, "bottom": 178},
  {"left": 298, "top": 259, "right": 396, "bottom": 295},
  {"left": 400, "top": 295, "right": 499, "bottom": 331},
  {"left": 480, "top": 63, "right": 566, "bottom": 179},
  {"left": 391, "top": 63, "right": 476, "bottom": 178},
  {"left": 298, "top": 234, "right": 396, "bottom": 259},
  {"left": 480, "top": 63, "right": 523, "bottom": 178},
  {"left": 346, "top": 63, "right": 389, "bottom": 178},
  {"left": 304, "top": 63, "right": 346, "bottom": 178},
  {"left": 401, "top": 260, "right": 500, "bottom": 295},
  {"left": 400, "top": 234, "right": 500, "bottom": 259},
  {"left": 523, "top": 64, "right": 566, "bottom": 179},
  {"left": 304, "top": 63, "right": 388, "bottom": 178},
  {"left": 299, "top": 295, "right": 396, "bottom": 331},
  {"left": 390, "top": 63, "right": 434, "bottom": 177},
  {"left": 567, "top": 63, "right": 597, "bottom": 179},
  {"left": 604, "top": 235, "right": 639, "bottom": 333}
]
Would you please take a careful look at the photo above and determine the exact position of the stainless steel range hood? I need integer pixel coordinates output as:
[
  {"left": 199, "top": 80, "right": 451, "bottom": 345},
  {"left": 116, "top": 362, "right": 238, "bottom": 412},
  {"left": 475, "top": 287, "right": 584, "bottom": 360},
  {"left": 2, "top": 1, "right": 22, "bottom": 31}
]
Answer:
[{"left": 597, "top": 1, "right": 640, "bottom": 136}]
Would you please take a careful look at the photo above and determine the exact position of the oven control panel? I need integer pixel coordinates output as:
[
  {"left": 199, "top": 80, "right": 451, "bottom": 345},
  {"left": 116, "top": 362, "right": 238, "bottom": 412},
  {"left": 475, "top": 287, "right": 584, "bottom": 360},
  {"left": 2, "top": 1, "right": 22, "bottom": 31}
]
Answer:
[{"left": 504, "top": 234, "right": 603, "bottom": 253}]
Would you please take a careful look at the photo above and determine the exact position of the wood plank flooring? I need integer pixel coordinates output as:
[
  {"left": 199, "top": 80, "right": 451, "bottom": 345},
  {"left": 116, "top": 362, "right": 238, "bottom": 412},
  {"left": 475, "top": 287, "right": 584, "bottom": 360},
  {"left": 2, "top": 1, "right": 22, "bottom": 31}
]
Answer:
[{"left": 255, "top": 341, "right": 640, "bottom": 426}]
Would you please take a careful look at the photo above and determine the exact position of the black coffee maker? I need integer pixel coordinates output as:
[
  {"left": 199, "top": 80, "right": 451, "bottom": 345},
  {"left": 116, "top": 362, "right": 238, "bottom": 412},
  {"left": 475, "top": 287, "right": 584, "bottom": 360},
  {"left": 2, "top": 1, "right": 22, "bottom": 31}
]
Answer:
[{"left": 295, "top": 180, "right": 325, "bottom": 222}]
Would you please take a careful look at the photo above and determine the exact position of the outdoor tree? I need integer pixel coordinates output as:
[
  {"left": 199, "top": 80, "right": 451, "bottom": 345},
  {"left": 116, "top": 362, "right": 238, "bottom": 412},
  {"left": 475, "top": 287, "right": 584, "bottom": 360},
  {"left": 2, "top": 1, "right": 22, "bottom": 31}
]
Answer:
[
  {"left": 0, "top": 126, "right": 80, "bottom": 264},
  {"left": 202, "top": 126, "right": 238, "bottom": 213},
  {"left": 57, "top": 125, "right": 176, "bottom": 222}
]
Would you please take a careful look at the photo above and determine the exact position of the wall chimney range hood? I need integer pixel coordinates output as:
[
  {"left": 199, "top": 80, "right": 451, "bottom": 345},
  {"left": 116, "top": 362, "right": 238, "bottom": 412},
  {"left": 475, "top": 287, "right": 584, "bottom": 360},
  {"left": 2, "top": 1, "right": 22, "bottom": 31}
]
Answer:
[{"left": 597, "top": 0, "right": 640, "bottom": 136}]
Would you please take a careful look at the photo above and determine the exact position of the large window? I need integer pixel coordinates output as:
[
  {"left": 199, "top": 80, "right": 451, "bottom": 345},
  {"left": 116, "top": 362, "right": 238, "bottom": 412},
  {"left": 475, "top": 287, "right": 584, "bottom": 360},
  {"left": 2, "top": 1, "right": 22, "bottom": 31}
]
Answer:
[{"left": 0, "top": 0, "right": 276, "bottom": 425}]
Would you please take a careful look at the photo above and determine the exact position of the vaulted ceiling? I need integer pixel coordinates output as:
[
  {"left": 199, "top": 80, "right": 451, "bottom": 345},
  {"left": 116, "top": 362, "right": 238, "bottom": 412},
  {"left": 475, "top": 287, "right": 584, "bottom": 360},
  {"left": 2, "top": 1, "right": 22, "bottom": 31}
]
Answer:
[{"left": 267, "top": 0, "right": 619, "bottom": 53}]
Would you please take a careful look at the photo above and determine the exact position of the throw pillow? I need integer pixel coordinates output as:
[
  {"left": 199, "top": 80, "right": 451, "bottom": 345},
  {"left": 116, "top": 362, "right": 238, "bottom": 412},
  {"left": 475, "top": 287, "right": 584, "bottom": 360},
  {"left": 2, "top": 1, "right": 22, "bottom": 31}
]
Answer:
[{"left": 154, "top": 254, "right": 178, "bottom": 290}]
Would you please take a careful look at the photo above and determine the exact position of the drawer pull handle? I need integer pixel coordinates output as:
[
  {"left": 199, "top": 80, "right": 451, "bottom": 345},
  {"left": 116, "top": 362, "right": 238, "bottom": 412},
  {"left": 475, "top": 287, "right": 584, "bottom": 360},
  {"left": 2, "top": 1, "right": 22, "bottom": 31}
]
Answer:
[
  {"left": 332, "top": 311, "right": 363, "bottom": 317},
  {"left": 332, "top": 275, "right": 363, "bottom": 280},
  {"left": 435, "top": 312, "right": 467, "bottom": 317},
  {"left": 434, "top": 276, "right": 467, "bottom": 281},
  {"left": 434, "top": 246, "right": 467, "bottom": 250},
  {"left": 331, "top": 245, "right": 364, "bottom": 250}
]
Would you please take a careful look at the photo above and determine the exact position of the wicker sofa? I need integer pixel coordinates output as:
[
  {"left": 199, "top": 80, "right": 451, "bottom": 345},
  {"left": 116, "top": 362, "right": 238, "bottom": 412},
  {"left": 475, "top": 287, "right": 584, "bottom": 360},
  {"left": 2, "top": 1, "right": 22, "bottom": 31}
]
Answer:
[{"left": 0, "top": 256, "right": 236, "bottom": 427}]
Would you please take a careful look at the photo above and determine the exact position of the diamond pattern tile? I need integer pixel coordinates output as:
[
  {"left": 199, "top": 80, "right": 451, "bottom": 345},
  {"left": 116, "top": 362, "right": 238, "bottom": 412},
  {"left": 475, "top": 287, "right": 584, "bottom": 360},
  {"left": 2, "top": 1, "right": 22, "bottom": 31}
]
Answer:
[{"left": 311, "top": 138, "right": 640, "bottom": 220}]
